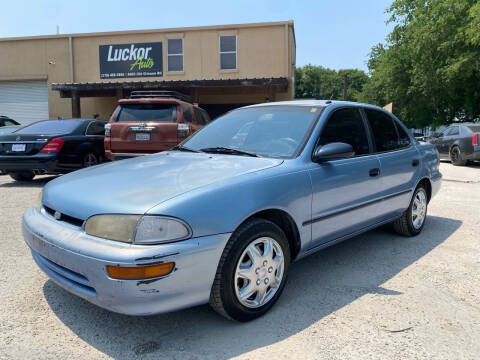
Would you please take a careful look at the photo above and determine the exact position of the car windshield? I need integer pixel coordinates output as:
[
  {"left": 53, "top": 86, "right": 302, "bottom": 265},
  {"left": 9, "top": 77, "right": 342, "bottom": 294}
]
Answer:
[
  {"left": 15, "top": 120, "right": 80, "bottom": 134},
  {"left": 116, "top": 104, "right": 177, "bottom": 122},
  {"left": 181, "top": 105, "right": 322, "bottom": 158}
]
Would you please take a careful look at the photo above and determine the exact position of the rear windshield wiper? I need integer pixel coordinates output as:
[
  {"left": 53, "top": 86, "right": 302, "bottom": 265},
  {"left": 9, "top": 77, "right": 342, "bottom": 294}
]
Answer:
[
  {"left": 199, "top": 147, "right": 260, "bottom": 157},
  {"left": 172, "top": 145, "right": 204, "bottom": 153}
]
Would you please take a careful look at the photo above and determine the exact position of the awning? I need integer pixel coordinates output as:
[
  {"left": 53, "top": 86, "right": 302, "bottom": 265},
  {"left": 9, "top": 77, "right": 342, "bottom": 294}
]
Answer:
[{"left": 51, "top": 77, "right": 289, "bottom": 98}]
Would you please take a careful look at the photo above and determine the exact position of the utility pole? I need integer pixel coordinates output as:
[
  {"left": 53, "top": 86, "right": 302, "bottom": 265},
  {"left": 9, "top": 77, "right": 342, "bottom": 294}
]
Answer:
[{"left": 343, "top": 75, "right": 348, "bottom": 101}]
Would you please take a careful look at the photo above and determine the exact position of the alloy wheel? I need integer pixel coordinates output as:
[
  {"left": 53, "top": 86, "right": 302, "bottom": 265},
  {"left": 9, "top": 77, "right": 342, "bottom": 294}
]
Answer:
[{"left": 411, "top": 189, "right": 427, "bottom": 229}]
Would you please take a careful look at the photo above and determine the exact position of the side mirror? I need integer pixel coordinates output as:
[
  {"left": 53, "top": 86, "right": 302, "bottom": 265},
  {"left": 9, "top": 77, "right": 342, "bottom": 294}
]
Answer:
[{"left": 313, "top": 142, "right": 355, "bottom": 162}]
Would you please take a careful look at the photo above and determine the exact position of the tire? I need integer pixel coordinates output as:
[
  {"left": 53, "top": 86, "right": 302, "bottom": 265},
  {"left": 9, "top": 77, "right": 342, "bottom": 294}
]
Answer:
[
  {"left": 9, "top": 171, "right": 35, "bottom": 181},
  {"left": 450, "top": 146, "right": 467, "bottom": 166},
  {"left": 393, "top": 185, "right": 428, "bottom": 237},
  {"left": 209, "top": 218, "right": 291, "bottom": 322},
  {"left": 82, "top": 153, "right": 98, "bottom": 168}
]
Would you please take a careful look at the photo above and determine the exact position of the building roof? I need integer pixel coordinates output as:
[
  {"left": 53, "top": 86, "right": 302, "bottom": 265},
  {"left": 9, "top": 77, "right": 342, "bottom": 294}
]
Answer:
[{"left": 0, "top": 21, "right": 294, "bottom": 42}]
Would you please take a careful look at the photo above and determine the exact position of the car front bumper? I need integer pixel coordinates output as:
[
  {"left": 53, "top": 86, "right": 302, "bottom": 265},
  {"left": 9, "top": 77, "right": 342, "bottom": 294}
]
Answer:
[{"left": 23, "top": 207, "right": 230, "bottom": 315}]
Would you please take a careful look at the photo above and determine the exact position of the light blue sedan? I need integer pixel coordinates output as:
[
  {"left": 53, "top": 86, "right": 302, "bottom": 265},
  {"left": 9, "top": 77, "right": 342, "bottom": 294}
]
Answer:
[{"left": 23, "top": 100, "right": 441, "bottom": 321}]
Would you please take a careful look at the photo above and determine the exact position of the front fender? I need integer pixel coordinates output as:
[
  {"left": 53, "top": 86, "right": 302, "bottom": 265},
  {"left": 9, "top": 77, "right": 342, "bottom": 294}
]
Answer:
[{"left": 147, "top": 168, "right": 313, "bottom": 250}]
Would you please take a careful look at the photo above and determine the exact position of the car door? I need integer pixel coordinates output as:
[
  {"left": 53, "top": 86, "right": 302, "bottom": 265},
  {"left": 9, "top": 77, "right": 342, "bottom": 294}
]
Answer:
[
  {"left": 443, "top": 126, "right": 459, "bottom": 155},
  {"left": 434, "top": 127, "right": 453, "bottom": 156},
  {"left": 363, "top": 108, "right": 420, "bottom": 217},
  {"left": 308, "top": 107, "right": 384, "bottom": 249},
  {"left": 85, "top": 121, "right": 106, "bottom": 157}
]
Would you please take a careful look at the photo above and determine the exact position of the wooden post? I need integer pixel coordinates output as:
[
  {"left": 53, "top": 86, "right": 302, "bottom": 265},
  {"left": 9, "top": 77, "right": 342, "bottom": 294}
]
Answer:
[
  {"left": 71, "top": 90, "right": 81, "bottom": 118},
  {"left": 116, "top": 88, "right": 124, "bottom": 100}
]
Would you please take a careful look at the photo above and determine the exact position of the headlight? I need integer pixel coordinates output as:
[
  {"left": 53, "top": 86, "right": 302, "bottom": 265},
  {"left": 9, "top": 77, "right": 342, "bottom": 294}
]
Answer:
[
  {"left": 135, "top": 216, "right": 191, "bottom": 244},
  {"left": 36, "top": 191, "right": 43, "bottom": 211},
  {"left": 85, "top": 215, "right": 191, "bottom": 244},
  {"left": 85, "top": 215, "right": 141, "bottom": 243}
]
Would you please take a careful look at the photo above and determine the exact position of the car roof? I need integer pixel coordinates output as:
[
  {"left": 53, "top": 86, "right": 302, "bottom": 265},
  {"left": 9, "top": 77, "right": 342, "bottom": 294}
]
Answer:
[
  {"left": 244, "top": 99, "right": 387, "bottom": 111},
  {"left": 118, "top": 98, "right": 192, "bottom": 106}
]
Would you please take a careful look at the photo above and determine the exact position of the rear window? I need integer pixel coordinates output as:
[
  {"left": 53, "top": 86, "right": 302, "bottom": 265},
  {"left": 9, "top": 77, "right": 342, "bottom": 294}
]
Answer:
[
  {"left": 116, "top": 104, "right": 177, "bottom": 123},
  {"left": 15, "top": 120, "right": 80, "bottom": 134}
]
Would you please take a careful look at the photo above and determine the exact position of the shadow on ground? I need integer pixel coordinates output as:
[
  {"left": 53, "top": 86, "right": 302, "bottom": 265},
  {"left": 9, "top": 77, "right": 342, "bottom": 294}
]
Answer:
[
  {"left": 0, "top": 175, "right": 57, "bottom": 188},
  {"left": 43, "top": 215, "right": 461, "bottom": 359}
]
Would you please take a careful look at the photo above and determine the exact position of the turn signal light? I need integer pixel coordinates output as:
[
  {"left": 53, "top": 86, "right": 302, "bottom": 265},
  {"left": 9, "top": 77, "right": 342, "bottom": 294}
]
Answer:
[
  {"left": 40, "top": 138, "right": 65, "bottom": 153},
  {"left": 106, "top": 262, "right": 175, "bottom": 280}
]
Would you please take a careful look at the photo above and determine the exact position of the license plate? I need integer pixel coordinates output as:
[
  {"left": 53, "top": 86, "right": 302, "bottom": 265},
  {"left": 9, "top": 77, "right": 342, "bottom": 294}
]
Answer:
[
  {"left": 12, "top": 144, "right": 26, "bottom": 152},
  {"left": 136, "top": 133, "right": 150, "bottom": 141}
]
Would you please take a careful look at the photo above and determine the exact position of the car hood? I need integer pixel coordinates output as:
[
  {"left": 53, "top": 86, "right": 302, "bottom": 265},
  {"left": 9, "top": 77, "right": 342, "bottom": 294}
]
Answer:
[{"left": 42, "top": 151, "right": 283, "bottom": 220}]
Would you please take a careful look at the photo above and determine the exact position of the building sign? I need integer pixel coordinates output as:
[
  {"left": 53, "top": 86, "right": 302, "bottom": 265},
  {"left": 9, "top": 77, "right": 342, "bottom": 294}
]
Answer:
[{"left": 99, "top": 42, "right": 163, "bottom": 79}]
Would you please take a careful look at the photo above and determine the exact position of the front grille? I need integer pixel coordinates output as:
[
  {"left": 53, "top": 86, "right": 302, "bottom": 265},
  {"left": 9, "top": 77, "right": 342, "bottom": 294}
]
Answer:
[
  {"left": 32, "top": 251, "right": 97, "bottom": 298},
  {"left": 44, "top": 206, "right": 84, "bottom": 227}
]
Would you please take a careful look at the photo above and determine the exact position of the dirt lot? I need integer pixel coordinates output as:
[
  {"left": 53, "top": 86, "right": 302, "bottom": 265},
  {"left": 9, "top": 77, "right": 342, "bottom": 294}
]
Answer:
[{"left": 0, "top": 162, "right": 479, "bottom": 360}]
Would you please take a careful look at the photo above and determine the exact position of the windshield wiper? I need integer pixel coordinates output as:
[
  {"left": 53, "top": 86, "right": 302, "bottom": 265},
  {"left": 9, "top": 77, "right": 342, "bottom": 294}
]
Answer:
[
  {"left": 199, "top": 147, "right": 260, "bottom": 157},
  {"left": 171, "top": 145, "right": 204, "bottom": 153}
]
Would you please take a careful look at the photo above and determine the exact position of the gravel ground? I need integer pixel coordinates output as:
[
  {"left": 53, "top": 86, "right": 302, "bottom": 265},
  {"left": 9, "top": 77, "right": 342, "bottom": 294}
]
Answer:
[{"left": 0, "top": 162, "right": 479, "bottom": 360}]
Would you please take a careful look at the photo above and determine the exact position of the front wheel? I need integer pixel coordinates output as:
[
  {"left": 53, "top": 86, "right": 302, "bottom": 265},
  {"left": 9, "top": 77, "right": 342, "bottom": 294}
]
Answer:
[
  {"left": 393, "top": 186, "right": 428, "bottom": 236},
  {"left": 209, "top": 218, "right": 290, "bottom": 322}
]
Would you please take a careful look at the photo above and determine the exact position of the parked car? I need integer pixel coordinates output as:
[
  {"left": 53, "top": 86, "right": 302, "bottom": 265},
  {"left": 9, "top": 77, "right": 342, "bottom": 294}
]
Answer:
[
  {"left": 23, "top": 100, "right": 441, "bottom": 322},
  {"left": 0, "top": 125, "right": 20, "bottom": 135},
  {"left": 427, "top": 123, "right": 480, "bottom": 166},
  {"left": 0, "top": 119, "right": 106, "bottom": 181},
  {"left": 0, "top": 115, "right": 20, "bottom": 127},
  {"left": 104, "top": 91, "right": 211, "bottom": 160}
]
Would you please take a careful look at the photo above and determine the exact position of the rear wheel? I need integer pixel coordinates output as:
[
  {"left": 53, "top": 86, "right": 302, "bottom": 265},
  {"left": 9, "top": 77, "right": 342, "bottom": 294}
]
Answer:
[
  {"left": 450, "top": 146, "right": 467, "bottom": 166},
  {"left": 82, "top": 153, "right": 98, "bottom": 168},
  {"left": 209, "top": 218, "right": 290, "bottom": 322},
  {"left": 9, "top": 171, "right": 35, "bottom": 181},
  {"left": 393, "top": 186, "right": 428, "bottom": 237}
]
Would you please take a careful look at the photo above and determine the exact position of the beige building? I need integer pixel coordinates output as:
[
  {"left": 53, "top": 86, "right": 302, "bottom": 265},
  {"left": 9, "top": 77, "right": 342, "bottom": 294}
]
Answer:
[{"left": 0, "top": 21, "right": 296, "bottom": 124}]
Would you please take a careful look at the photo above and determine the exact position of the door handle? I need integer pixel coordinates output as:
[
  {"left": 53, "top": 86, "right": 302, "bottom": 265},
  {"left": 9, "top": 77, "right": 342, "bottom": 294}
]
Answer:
[
  {"left": 369, "top": 168, "right": 380, "bottom": 177},
  {"left": 412, "top": 159, "right": 419, "bottom": 167}
]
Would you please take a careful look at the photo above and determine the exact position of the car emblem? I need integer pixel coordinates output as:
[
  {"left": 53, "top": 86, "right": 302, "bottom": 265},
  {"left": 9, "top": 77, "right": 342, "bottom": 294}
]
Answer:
[
  {"left": 54, "top": 211, "right": 62, "bottom": 220},
  {"left": 138, "top": 123, "right": 146, "bottom": 128},
  {"left": 16, "top": 136, "right": 21, "bottom": 141}
]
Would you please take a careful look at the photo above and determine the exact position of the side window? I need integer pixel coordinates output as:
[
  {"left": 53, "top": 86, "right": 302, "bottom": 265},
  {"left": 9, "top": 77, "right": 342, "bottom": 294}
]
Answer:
[
  {"left": 86, "top": 121, "right": 105, "bottom": 136},
  {"left": 365, "top": 109, "right": 406, "bottom": 152},
  {"left": 318, "top": 108, "right": 370, "bottom": 156},
  {"left": 395, "top": 122, "right": 411, "bottom": 147},
  {"left": 448, "top": 126, "right": 459, "bottom": 136},
  {"left": 4, "top": 120, "right": 15, "bottom": 126}
]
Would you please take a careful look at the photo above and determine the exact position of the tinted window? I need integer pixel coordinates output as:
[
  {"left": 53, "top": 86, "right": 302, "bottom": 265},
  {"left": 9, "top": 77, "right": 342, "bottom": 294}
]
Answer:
[
  {"left": 15, "top": 120, "right": 80, "bottom": 134},
  {"left": 365, "top": 109, "right": 407, "bottom": 152},
  {"left": 201, "top": 109, "right": 211, "bottom": 124},
  {"left": 183, "top": 106, "right": 322, "bottom": 158},
  {"left": 182, "top": 105, "right": 193, "bottom": 123},
  {"left": 86, "top": 121, "right": 105, "bottom": 136},
  {"left": 117, "top": 104, "right": 177, "bottom": 123},
  {"left": 318, "top": 108, "right": 370, "bottom": 156},
  {"left": 395, "top": 122, "right": 411, "bottom": 147},
  {"left": 193, "top": 108, "right": 205, "bottom": 125},
  {"left": 448, "top": 126, "right": 459, "bottom": 136},
  {"left": 4, "top": 120, "right": 15, "bottom": 126}
]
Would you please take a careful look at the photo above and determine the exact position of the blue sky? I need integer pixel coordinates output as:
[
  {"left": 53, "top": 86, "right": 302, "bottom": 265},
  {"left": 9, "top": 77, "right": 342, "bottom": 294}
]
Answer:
[{"left": 0, "top": 0, "right": 393, "bottom": 71}]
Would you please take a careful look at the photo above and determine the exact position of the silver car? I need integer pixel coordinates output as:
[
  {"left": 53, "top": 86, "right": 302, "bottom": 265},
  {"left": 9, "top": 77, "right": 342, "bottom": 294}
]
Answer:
[{"left": 23, "top": 100, "right": 441, "bottom": 321}]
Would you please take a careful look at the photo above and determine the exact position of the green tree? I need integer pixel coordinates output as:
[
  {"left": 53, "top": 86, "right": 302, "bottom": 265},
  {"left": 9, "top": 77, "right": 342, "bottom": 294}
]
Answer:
[
  {"left": 361, "top": 0, "right": 480, "bottom": 128},
  {"left": 295, "top": 65, "right": 368, "bottom": 102}
]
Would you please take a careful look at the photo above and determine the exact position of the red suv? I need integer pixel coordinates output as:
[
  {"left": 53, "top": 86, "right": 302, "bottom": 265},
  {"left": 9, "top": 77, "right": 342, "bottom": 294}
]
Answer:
[{"left": 104, "top": 91, "right": 211, "bottom": 160}]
